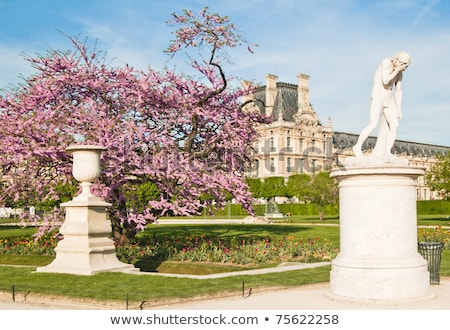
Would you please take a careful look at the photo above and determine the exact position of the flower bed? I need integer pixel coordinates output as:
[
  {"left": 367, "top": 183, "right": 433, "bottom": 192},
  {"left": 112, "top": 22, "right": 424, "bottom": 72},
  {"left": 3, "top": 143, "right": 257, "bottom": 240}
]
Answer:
[
  {"left": 0, "top": 235, "right": 58, "bottom": 256},
  {"left": 0, "top": 233, "right": 338, "bottom": 266},
  {"left": 116, "top": 235, "right": 338, "bottom": 265},
  {"left": 418, "top": 226, "right": 450, "bottom": 248}
]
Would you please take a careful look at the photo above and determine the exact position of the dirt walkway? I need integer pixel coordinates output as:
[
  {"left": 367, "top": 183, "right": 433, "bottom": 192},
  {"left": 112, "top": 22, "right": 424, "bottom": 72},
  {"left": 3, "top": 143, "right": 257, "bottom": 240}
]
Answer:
[{"left": 1, "top": 277, "right": 450, "bottom": 310}]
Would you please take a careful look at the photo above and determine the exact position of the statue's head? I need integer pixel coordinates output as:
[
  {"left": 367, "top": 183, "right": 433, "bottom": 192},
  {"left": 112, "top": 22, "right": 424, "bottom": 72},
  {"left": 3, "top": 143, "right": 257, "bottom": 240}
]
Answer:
[{"left": 393, "top": 51, "right": 411, "bottom": 71}]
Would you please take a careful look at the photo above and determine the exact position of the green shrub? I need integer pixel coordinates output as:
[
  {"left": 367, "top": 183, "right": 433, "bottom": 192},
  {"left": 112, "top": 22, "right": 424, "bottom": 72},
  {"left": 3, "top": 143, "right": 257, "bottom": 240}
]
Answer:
[
  {"left": 278, "top": 203, "right": 338, "bottom": 216},
  {"left": 211, "top": 200, "right": 449, "bottom": 217},
  {"left": 211, "top": 203, "right": 339, "bottom": 217},
  {"left": 417, "top": 200, "right": 450, "bottom": 215}
]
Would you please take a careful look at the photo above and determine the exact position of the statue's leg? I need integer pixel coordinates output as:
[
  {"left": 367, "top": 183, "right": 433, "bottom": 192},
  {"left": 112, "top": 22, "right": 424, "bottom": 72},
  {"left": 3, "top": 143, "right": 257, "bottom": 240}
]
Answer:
[
  {"left": 371, "top": 114, "right": 389, "bottom": 157},
  {"left": 353, "top": 102, "right": 381, "bottom": 156},
  {"left": 383, "top": 105, "right": 399, "bottom": 155}
]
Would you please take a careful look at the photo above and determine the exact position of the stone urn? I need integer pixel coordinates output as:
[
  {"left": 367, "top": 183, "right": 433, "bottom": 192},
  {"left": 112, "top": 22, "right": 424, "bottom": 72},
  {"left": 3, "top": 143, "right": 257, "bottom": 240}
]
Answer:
[{"left": 66, "top": 144, "right": 105, "bottom": 199}]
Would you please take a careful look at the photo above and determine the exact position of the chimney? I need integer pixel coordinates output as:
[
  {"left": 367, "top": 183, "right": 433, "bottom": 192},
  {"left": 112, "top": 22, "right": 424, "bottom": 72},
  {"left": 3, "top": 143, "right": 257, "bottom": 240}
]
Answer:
[
  {"left": 265, "top": 74, "right": 278, "bottom": 117},
  {"left": 297, "top": 73, "right": 310, "bottom": 108}
]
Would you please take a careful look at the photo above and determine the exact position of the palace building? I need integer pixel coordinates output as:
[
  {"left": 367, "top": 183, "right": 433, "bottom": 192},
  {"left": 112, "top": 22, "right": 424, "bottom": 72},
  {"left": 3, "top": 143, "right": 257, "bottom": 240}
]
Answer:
[{"left": 244, "top": 73, "right": 450, "bottom": 200}]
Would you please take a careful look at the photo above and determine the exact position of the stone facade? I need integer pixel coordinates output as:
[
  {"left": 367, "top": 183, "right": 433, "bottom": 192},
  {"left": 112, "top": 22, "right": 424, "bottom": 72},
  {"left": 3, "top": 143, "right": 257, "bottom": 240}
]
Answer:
[
  {"left": 244, "top": 74, "right": 334, "bottom": 178},
  {"left": 245, "top": 73, "right": 450, "bottom": 200}
]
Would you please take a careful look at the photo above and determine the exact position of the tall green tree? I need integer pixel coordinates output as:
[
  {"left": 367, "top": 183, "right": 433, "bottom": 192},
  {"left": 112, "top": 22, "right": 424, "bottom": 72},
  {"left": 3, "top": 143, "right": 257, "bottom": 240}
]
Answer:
[
  {"left": 261, "top": 176, "right": 286, "bottom": 200},
  {"left": 305, "top": 172, "right": 338, "bottom": 220},
  {"left": 425, "top": 153, "right": 450, "bottom": 200},
  {"left": 286, "top": 173, "right": 312, "bottom": 202},
  {"left": 246, "top": 178, "right": 263, "bottom": 199}
]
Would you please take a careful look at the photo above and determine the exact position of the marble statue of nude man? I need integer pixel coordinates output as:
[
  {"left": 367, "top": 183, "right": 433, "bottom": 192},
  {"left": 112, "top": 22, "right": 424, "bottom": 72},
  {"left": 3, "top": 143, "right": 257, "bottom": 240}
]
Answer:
[{"left": 353, "top": 51, "right": 411, "bottom": 159}]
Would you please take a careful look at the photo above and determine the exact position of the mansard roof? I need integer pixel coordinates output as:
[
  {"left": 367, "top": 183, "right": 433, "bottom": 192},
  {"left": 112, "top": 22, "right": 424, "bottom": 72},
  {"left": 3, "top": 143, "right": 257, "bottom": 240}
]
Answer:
[
  {"left": 333, "top": 132, "right": 450, "bottom": 157},
  {"left": 253, "top": 82, "right": 323, "bottom": 125}
]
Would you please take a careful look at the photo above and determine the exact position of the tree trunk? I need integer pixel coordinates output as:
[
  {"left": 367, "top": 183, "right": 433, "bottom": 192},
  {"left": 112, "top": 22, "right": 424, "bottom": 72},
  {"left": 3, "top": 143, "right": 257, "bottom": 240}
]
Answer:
[
  {"left": 318, "top": 205, "right": 325, "bottom": 221},
  {"left": 109, "top": 187, "right": 138, "bottom": 245},
  {"left": 110, "top": 212, "right": 137, "bottom": 246}
]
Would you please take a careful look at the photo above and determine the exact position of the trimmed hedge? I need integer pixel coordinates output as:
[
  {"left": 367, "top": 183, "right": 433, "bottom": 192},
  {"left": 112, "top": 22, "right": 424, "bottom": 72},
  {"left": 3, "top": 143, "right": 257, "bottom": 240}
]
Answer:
[
  {"left": 211, "top": 200, "right": 449, "bottom": 217},
  {"left": 211, "top": 203, "right": 339, "bottom": 217},
  {"left": 278, "top": 203, "right": 339, "bottom": 216},
  {"left": 417, "top": 200, "right": 450, "bottom": 215}
]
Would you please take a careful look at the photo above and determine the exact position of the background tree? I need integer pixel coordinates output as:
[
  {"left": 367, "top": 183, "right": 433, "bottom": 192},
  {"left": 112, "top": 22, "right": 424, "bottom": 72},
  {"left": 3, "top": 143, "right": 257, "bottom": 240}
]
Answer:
[
  {"left": 0, "top": 7, "right": 267, "bottom": 243},
  {"left": 286, "top": 173, "right": 312, "bottom": 202},
  {"left": 305, "top": 172, "right": 338, "bottom": 220},
  {"left": 261, "top": 176, "right": 286, "bottom": 201},
  {"left": 245, "top": 178, "right": 263, "bottom": 200},
  {"left": 425, "top": 153, "right": 450, "bottom": 200}
]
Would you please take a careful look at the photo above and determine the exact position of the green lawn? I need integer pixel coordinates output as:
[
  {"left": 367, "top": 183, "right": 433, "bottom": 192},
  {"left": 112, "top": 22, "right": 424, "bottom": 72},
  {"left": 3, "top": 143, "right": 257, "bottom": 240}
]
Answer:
[
  {"left": 441, "top": 250, "right": 450, "bottom": 273},
  {"left": 140, "top": 223, "right": 341, "bottom": 243},
  {"left": 417, "top": 215, "right": 450, "bottom": 227},
  {"left": 0, "top": 219, "right": 449, "bottom": 305},
  {"left": 0, "top": 265, "right": 331, "bottom": 303},
  {"left": 0, "top": 225, "right": 36, "bottom": 237},
  {"left": 157, "top": 214, "right": 449, "bottom": 226}
]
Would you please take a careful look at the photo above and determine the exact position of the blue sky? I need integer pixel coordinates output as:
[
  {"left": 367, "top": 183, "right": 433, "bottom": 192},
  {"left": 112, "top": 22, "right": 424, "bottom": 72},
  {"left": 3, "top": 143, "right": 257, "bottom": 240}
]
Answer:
[{"left": 1, "top": 0, "right": 449, "bottom": 146}]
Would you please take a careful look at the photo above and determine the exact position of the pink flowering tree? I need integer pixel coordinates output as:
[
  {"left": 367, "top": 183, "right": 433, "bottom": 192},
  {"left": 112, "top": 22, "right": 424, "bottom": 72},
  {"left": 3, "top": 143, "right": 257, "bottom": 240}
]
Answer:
[{"left": 0, "top": 7, "right": 267, "bottom": 244}]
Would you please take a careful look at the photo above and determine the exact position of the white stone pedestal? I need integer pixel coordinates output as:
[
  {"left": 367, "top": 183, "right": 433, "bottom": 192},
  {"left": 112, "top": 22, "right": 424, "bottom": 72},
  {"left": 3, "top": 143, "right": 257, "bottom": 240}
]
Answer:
[
  {"left": 37, "top": 197, "right": 136, "bottom": 275},
  {"left": 329, "top": 165, "right": 432, "bottom": 301}
]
